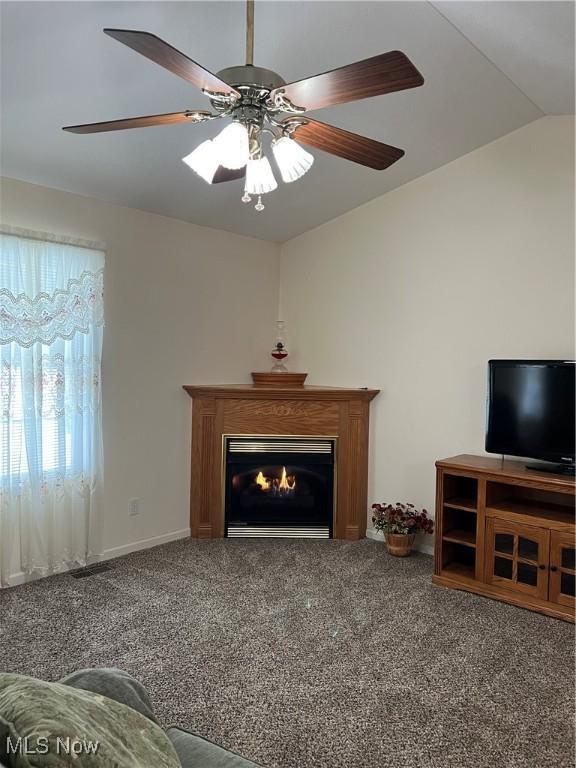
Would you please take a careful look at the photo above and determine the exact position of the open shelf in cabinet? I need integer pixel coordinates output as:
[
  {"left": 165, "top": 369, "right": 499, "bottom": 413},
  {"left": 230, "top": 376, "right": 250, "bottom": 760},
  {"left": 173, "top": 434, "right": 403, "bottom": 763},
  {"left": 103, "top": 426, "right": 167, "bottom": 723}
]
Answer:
[
  {"left": 441, "top": 561, "right": 476, "bottom": 580},
  {"left": 443, "top": 474, "right": 478, "bottom": 513},
  {"left": 442, "top": 506, "right": 477, "bottom": 550},
  {"left": 442, "top": 528, "right": 476, "bottom": 547},
  {"left": 444, "top": 499, "right": 477, "bottom": 512},
  {"left": 486, "top": 482, "right": 575, "bottom": 529},
  {"left": 441, "top": 540, "right": 476, "bottom": 580}
]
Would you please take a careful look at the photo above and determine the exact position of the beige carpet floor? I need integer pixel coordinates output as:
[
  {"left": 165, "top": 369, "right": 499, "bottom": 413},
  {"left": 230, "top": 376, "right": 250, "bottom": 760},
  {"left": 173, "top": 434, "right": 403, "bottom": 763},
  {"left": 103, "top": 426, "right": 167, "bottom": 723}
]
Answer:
[{"left": 0, "top": 538, "right": 574, "bottom": 768}]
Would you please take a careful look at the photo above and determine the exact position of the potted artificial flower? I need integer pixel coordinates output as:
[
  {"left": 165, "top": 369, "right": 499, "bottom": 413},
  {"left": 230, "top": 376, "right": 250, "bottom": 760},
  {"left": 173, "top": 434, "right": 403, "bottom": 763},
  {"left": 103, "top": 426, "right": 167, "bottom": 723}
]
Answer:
[{"left": 371, "top": 502, "right": 434, "bottom": 557}]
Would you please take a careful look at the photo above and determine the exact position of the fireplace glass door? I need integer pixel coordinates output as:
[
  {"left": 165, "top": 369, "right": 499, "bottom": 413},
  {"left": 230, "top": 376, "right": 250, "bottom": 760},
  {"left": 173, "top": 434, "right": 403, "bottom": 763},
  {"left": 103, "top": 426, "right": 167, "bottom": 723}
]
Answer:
[{"left": 225, "top": 438, "right": 335, "bottom": 538}]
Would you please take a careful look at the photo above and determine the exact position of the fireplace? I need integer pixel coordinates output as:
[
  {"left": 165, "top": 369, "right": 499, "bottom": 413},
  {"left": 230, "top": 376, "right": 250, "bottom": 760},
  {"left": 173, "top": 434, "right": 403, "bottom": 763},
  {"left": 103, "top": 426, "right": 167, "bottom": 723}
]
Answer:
[
  {"left": 225, "top": 437, "right": 335, "bottom": 537},
  {"left": 183, "top": 383, "right": 379, "bottom": 539}
]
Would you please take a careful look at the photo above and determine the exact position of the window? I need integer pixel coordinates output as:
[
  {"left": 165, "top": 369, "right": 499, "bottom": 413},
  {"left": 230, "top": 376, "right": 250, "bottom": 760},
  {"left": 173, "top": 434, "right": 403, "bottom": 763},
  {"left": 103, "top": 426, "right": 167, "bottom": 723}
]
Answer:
[{"left": 0, "top": 229, "right": 104, "bottom": 586}]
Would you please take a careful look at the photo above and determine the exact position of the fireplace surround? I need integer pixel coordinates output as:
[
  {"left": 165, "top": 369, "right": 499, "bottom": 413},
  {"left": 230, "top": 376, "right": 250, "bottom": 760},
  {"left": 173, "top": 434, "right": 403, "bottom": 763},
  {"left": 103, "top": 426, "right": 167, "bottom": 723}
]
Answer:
[{"left": 183, "top": 383, "right": 379, "bottom": 540}]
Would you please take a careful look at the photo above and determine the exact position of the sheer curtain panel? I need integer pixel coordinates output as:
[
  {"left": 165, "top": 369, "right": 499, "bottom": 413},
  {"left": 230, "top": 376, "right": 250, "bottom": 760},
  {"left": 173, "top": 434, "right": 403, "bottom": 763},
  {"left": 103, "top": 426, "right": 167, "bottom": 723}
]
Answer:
[{"left": 0, "top": 231, "right": 104, "bottom": 586}]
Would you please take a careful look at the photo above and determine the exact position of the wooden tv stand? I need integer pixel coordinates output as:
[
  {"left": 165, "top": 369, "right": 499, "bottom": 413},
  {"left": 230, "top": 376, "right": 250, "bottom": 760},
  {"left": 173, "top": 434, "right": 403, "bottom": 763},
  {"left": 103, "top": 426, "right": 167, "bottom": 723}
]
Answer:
[{"left": 433, "top": 455, "right": 575, "bottom": 622}]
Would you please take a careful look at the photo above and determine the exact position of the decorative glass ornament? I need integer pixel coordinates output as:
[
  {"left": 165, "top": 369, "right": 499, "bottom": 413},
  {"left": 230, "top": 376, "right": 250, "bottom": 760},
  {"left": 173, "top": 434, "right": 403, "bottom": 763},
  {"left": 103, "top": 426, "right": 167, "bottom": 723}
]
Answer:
[{"left": 271, "top": 320, "right": 289, "bottom": 372}]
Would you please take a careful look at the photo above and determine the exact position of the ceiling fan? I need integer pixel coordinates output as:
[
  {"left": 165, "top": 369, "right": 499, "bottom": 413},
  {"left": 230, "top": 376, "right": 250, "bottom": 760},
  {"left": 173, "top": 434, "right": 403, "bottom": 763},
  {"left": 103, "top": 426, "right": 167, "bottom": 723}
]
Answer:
[{"left": 63, "top": 1, "right": 424, "bottom": 211}]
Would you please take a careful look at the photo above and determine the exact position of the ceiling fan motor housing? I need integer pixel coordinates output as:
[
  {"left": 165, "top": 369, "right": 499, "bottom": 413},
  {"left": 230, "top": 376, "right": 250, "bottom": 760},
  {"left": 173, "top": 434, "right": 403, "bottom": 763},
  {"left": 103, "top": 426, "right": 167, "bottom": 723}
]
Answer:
[
  {"left": 211, "top": 66, "right": 288, "bottom": 122},
  {"left": 217, "top": 65, "right": 285, "bottom": 96}
]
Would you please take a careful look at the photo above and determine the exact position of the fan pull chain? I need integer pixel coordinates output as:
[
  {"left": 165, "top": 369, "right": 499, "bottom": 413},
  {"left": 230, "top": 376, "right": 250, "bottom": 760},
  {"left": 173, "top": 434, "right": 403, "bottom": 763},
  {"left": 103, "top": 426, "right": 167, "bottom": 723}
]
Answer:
[{"left": 241, "top": 191, "right": 264, "bottom": 211}]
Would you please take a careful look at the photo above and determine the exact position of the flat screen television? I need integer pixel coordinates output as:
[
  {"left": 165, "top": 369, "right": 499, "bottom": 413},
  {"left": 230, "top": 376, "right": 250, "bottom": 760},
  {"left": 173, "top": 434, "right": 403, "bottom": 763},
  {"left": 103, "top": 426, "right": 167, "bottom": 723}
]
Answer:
[{"left": 485, "top": 360, "right": 575, "bottom": 473}]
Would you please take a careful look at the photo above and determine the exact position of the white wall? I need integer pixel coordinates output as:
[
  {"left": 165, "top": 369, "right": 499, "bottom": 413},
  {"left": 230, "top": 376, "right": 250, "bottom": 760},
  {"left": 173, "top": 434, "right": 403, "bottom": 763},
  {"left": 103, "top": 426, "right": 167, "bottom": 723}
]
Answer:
[
  {"left": 1, "top": 178, "right": 280, "bottom": 571},
  {"left": 279, "top": 117, "right": 575, "bottom": 549},
  {"left": 2, "top": 116, "right": 573, "bottom": 569}
]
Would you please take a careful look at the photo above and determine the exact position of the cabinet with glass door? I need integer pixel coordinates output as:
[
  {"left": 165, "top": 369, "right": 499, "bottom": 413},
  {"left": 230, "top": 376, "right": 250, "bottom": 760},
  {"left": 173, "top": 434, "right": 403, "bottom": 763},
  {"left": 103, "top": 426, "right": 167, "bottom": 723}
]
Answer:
[{"left": 434, "top": 455, "right": 575, "bottom": 622}]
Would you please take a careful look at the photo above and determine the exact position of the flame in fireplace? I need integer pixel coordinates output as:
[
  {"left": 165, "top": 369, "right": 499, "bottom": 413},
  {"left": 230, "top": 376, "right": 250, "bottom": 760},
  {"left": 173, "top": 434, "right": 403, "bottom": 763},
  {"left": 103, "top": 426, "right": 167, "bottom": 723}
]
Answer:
[
  {"left": 254, "top": 467, "right": 296, "bottom": 494},
  {"left": 255, "top": 471, "right": 271, "bottom": 490},
  {"left": 279, "top": 466, "right": 296, "bottom": 492}
]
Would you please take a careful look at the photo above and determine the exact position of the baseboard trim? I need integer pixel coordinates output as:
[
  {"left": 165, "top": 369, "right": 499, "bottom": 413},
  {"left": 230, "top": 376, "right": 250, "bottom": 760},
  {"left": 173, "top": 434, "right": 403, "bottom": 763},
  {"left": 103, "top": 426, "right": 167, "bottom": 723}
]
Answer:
[
  {"left": 5, "top": 528, "right": 191, "bottom": 588},
  {"left": 7, "top": 560, "right": 94, "bottom": 589},
  {"left": 7, "top": 528, "right": 433, "bottom": 587},
  {"left": 100, "top": 528, "right": 191, "bottom": 561},
  {"left": 365, "top": 528, "right": 434, "bottom": 556},
  {"left": 5, "top": 570, "right": 41, "bottom": 588}
]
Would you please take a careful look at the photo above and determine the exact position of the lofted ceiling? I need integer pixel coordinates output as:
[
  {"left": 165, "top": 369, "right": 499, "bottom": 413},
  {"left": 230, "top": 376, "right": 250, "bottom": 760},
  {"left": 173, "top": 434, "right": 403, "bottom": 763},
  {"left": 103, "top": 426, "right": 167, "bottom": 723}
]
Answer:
[{"left": 1, "top": 1, "right": 574, "bottom": 243}]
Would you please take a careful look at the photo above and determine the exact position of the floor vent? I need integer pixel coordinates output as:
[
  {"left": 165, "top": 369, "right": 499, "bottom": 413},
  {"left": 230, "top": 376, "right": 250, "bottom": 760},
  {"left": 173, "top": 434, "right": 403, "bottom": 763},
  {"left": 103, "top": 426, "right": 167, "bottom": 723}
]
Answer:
[
  {"left": 227, "top": 526, "right": 330, "bottom": 539},
  {"left": 69, "top": 563, "right": 112, "bottom": 579}
]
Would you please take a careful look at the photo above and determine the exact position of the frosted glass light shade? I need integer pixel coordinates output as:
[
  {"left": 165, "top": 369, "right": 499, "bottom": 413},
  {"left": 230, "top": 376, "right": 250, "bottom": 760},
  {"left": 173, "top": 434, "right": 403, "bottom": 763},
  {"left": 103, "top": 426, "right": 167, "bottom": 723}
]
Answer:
[
  {"left": 245, "top": 157, "right": 278, "bottom": 195},
  {"left": 272, "top": 136, "right": 314, "bottom": 183},
  {"left": 213, "top": 122, "right": 249, "bottom": 169},
  {"left": 182, "top": 140, "right": 219, "bottom": 184}
]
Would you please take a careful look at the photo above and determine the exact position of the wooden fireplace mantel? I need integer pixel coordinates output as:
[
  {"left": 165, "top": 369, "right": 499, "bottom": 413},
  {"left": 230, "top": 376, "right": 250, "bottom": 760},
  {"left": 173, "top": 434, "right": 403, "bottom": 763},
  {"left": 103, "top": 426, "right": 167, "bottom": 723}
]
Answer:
[{"left": 183, "top": 383, "right": 379, "bottom": 540}]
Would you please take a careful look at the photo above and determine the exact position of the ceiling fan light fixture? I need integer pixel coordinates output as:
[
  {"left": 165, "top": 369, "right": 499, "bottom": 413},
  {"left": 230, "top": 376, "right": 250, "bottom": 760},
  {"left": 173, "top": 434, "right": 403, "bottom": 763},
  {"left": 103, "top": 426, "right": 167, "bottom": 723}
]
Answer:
[
  {"left": 182, "top": 139, "right": 219, "bottom": 183},
  {"left": 245, "top": 157, "right": 278, "bottom": 195},
  {"left": 65, "top": 5, "right": 424, "bottom": 215},
  {"left": 213, "top": 121, "right": 249, "bottom": 169},
  {"left": 272, "top": 136, "right": 314, "bottom": 183}
]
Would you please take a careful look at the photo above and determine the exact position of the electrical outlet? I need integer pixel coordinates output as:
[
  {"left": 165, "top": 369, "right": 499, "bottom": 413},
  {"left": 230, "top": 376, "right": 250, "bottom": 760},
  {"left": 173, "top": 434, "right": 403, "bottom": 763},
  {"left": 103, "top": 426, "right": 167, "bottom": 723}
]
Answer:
[{"left": 128, "top": 498, "right": 140, "bottom": 517}]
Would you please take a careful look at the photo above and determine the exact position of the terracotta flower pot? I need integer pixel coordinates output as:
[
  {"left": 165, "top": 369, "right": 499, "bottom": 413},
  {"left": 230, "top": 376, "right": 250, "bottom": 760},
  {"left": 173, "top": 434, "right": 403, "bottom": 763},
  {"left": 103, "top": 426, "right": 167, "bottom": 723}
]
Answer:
[{"left": 385, "top": 532, "right": 416, "bottom": 557}]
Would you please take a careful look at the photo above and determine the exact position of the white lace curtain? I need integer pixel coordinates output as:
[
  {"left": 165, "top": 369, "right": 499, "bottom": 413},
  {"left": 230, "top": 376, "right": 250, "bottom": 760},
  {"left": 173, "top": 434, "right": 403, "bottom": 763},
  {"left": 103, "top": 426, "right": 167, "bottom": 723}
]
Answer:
[{"left": 0, "top": 229, "right": 105, "bottom": 587}]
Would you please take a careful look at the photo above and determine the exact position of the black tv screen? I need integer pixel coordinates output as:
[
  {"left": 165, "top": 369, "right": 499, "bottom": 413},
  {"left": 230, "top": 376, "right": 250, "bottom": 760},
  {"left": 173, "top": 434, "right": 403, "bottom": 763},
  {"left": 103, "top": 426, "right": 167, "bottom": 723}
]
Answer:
[{"left": 486, "top": 360, "right": 575, "bottom": 464}]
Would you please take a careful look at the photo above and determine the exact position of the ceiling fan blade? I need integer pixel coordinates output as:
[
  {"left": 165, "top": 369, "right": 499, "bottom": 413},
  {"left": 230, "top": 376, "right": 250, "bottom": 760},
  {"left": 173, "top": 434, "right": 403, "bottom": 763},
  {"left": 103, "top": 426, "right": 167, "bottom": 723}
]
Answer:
[
  {"left": 103, "top": 29, "right": 240, "bottom": 97},
  {"left": 63, "top": 110, "right": 212, "bottom": 134},
  {"left": 212, "top": 166, "right": 246, "bottom": 184},
  {"left": 285, "top": 118, "right": 404, "bottom": 170},
  {"left": 271, "top": 51, "right": 423, "bottom": 112}
]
